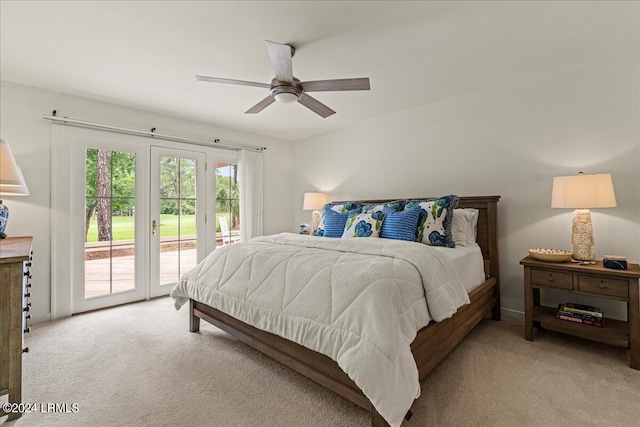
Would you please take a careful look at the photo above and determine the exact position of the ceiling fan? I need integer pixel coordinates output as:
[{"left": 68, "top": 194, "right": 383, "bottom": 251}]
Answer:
[{"left": 196, "top": 40, "right": 370, "bottom": 118}]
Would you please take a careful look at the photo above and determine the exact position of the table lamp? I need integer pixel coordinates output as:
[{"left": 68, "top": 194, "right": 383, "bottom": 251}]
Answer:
[
  {"left": 303, "top": 192, "right": 328, "bottom": 236},
  {"left": 0, "top": 139, "right": 30, "bottom": 239},
  {"left": 551, "top": 172, "right": 616, "bottom": 261}
]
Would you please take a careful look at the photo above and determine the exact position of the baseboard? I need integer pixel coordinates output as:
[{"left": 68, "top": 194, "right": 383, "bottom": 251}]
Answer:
[{"left": 501, "top": 307, "right": 524, "bottom": 319}]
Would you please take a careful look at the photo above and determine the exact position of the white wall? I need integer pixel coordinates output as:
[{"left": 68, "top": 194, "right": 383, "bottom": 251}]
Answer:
[
  {"left": 2, "top": 53, "right": 638, "bottom": 323},
  {"left": 0, "top": 81, "right": 294, "bottom": 323},
  {"left": 293, "top": 56, "right": 640, "bottom": 319}
]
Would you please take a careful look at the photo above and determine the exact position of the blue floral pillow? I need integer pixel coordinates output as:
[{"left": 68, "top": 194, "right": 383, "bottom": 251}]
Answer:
[
  {"left": 321, "top": 207, "right": 363, "bottom": 238},
  {"left": 317, "top": 201, "right": 362, "bottom": 236},
  {"left": 341, "top": 212, "right": 385, "bottom": 238},
  {"left": 362, "top": 200, "right": 407, "bottom": 215},
  {"left": 405, "top": 195, "right": 459, "bottom": 247},
  {"left": 379, "top": 206, "right": 422, "bottom": 242}
]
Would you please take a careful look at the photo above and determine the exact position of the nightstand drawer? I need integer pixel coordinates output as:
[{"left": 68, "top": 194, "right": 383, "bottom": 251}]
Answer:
[
  {"left": 531, "top": 269, "right": 573, "bottom": 290},
  {"left": 578, "top": 275, "right": 628, "bottom": 299}
]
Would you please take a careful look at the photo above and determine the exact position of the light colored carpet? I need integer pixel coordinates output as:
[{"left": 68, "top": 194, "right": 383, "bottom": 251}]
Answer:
[{"left": 4, "top": 298, "right": 640, "bottom": 427}]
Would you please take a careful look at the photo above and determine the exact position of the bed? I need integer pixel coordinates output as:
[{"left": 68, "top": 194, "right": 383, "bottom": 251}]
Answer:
[{"left": 171, "top": 196, "right": 500, "bottom": 427}]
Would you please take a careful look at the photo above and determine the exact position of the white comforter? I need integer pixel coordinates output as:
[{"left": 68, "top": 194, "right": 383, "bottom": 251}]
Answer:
[{"left": 171, "top": 233, "right": 470, "bottom": 427}]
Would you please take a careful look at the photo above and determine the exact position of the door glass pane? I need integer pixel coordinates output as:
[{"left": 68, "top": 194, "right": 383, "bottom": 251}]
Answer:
[
  {"left": 180, "top": 159, "right": 196, "bottom": 199},
  {"left": 85, "top": 148, "right": 136, "bottom": 299},
  {"left": 111, "top": 200, "right": 135, "bottom": 294},
  {"left": 160, "top": 157, "right": 178, "bottom": 198},
  {"left": 159, "top": 156, "right": 198, "bottom": 286},
  {"left": 111, "top": 151, "right": 136, "bottom": 197},
  {"left": 215, "top": 163, "right": 240, "bottom": 247}
]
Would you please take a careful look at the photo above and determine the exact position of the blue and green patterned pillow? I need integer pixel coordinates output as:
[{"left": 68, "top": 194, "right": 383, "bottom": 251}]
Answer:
[
  {"left": 317, "top": 201, "right": 362, "bottom": 236},
  {"left": 405, "top": 195, "right": 459, "bottom": 247},
  {"left": 341, "top": 212, "right": 386, "bottom": 238},
  {"left": 362, "top": 200, "right": 407, "bottom": 216}
]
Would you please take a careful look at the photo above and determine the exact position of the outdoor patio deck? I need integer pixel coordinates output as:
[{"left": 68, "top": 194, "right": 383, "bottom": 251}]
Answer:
[{"left": 84, "top": 233, "right": 239, "bottom": 298}]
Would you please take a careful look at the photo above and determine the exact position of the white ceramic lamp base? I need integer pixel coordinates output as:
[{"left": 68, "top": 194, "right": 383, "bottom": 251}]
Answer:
[
  {"left": 571, "top": 209, "right": 596, "bottom": 261},
  {"left": 310, "top": 210, "right": 321, "bottom": 236}
]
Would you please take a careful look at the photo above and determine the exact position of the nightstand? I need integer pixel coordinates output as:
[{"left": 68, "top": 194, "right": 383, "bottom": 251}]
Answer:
[{"left": 520, "top": 255, "right": 640, "bottom": 369}]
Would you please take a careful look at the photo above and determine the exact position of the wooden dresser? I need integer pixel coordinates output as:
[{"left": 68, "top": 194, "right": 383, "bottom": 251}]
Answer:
[{"left": 0, "top": 236, "right": 33, "bottom": 420}]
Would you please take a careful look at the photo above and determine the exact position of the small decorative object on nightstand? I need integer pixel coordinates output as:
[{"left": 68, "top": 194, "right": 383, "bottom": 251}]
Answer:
[
  {"left": 303, "top": 192, "right": 328, "bottom": 236},
  {"left": 528, "top": 248, "right": 573, "bottom": 263},
  {"left": 521, "top": 255, "right": 640, "bottom": 369},
  {"left": 551, "top": 172, "right": 616, "bottom": 261},
  {"left": 603, "top": 255, "right": 627, "bottom": 270},
  {"left": 0, "top": 139, "right": 30, "bottom": 239},
  {"left": 299, "top": 223, "right": 310, "bottom": 235}
]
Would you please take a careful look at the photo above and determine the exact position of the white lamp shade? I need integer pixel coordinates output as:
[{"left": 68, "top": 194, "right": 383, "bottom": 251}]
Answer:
[
  {"left": 0, "top": 139, "right": 30, "bottom": 196},
  {"left": 551, "top": 173, "right": 616, "bottom": 209},
  {"left": 303, "top": 192, "right": 328, "bottom": 210}
]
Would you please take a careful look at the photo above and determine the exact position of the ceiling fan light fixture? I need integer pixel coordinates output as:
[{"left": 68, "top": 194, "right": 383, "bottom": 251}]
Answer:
[
  {"left": 270, "top": 85, "right": 302, "bottom": 104},
  {"left": 273, "top": 92, "right": 299, "bottom": 104}
]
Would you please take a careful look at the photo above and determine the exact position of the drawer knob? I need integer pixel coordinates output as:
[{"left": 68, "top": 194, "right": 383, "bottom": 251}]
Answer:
[
  {"left": 599, "top": 284, "right": 607, "bottom": 289},
  {"left": 24, "top": 327, "right": 31, "bottom": 333},
  {"left": 23, "top": 347, "right": 29, "bottom": 353},
  {"left": 25, "top": 292, "right": 31, "bottom": 298},
  {"left": 547, "top": 274, "right": 554, "bottom": 282}
]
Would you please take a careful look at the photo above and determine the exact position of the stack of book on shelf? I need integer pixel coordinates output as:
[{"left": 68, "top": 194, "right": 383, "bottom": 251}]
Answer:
[{"left": 556, "top": 303, "right": 604, "bottom": 327}]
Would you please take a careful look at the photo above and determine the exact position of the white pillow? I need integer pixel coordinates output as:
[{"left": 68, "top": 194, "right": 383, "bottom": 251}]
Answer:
[
  {"left": 466, "top": 208, "right": 479, "bottom": 245},
  {"left": 451, "top": 209, "right": 479, "bottom": 247}
]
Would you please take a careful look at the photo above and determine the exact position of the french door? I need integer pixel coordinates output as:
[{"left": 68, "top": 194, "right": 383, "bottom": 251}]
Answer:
[
  {"left": 73, "top": 140, "right": 148, "bottom": 313},
  {"left": 149, "top": 146, "right": 206, "bottom": 298},
  {"left": 69, "top": 134, "right": 210, "bottom": 313},
  {"left": 54, "top": 125, "right": 237, "bottom": 317}
]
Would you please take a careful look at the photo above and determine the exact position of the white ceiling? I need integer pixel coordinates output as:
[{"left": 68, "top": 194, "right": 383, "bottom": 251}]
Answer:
[{"left": 1, "top": 1, "right": 638, "bottom": 141}]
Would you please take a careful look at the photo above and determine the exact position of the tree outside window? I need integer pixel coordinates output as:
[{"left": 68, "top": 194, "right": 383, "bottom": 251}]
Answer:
[{"left": 85, "top": 148, "right": 136, "bottom": 243}]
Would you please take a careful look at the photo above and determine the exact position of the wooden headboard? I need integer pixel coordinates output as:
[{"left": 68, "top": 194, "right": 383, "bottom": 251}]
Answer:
[{"left": 332, "top": 196, "right": 501, "bottom": 279}]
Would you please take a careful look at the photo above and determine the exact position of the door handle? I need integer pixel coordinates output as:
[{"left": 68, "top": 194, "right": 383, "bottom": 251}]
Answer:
[{"left": 152, "top": 219, "right": 163, "bottom": 236}]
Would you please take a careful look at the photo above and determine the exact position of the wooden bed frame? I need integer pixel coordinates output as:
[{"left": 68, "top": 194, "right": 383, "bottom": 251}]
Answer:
[{"left": 189, "top": 196, "right": 501, "bottom": 426}]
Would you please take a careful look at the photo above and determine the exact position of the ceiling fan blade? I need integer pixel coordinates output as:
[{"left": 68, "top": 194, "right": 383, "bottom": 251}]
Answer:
[
  {"left": 265, "top": 40, "right": 294, "bottom": 84},
  {"left": 302, "top": 78, "right": 370, "bottom": 92},
  {"left": 298, "top": 93, "right": 336, "bottom": 118},
  {"left": 245, "top": 96, "right": 275, "bottom": 114},
  {"left": 196, "top": 75, "right": 270, "bottom": 89}
]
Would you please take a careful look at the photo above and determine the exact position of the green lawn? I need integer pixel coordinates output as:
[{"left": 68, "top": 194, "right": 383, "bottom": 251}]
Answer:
[
  {"left": 86, "top": 213, "right": 235, "bottom": 242},
  {"left": 86, "top": 214, "right": 195, "bottom": 242}
]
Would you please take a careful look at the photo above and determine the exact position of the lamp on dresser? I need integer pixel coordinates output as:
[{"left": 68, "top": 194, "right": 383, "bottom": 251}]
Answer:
[
  {"left": 0, "top": 139, "right": 30, "bottom": 239},
  {"left": 303, "top": 191, "right": 328, "bottom": 236},
  {"left": 551, "top": 172, "right": 616, "bottom": 261}
]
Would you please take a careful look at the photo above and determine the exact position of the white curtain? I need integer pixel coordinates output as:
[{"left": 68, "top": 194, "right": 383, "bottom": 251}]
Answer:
[{"left": 238, "top": 149, "right": 264, "bottom": 242}]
